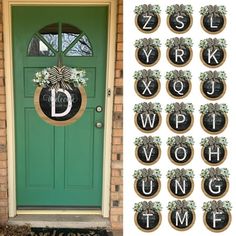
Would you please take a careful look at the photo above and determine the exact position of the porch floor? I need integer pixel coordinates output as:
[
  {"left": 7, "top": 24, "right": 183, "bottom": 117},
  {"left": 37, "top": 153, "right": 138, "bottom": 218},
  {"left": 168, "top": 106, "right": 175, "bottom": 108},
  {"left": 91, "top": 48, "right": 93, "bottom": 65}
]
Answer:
[{"left": 8, "top": 214, "right": 110, "bottom": 229}]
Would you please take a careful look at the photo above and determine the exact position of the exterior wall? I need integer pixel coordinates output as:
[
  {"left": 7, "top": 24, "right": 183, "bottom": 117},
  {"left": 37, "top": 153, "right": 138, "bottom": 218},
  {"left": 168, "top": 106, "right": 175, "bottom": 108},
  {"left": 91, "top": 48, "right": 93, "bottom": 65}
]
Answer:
[
  {"left": 110, "top": 0, "right": 123, "bottom": 230},
  {"left": 0, "top": 0, "right": 123, "bottom": 230},
  {"left": 0, "top": 0, "right": 8, "bottom": 224}
]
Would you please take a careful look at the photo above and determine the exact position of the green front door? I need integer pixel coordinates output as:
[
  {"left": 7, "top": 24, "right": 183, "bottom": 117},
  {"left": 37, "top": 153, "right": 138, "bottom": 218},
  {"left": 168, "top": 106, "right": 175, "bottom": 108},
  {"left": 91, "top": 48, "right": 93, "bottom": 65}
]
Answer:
[{"left": 12, "top": 6, "right": 108, "bottom": 208}]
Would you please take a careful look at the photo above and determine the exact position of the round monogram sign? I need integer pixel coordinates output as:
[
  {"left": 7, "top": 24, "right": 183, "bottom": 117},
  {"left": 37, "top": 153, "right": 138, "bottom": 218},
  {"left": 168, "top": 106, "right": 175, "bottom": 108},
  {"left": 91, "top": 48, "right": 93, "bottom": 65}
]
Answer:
[{"left": 34, "top": 86, "right": 87, "bottom": 126}]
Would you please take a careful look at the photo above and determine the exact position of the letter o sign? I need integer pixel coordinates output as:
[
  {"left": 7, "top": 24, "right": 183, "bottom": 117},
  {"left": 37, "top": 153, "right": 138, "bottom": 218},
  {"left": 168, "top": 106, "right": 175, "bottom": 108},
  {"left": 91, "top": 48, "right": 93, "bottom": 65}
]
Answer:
[{"left": 34, "top": 86, "right": 87, "bottom": 126}]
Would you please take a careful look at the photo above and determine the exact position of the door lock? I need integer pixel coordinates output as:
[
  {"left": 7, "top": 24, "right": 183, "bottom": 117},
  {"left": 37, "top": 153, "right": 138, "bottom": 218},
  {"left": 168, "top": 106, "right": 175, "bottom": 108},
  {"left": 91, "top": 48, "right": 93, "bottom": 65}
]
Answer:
[
  {"left": 95, "top": 122, "right": 103, "bottom": 128},
  {"left": 96, "top": 106, "right": 103, "bottom": 113}
]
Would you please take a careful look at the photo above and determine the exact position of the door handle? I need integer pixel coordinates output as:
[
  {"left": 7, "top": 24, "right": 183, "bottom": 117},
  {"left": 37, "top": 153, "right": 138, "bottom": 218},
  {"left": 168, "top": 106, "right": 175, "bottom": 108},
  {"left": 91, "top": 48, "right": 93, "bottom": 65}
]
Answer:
[{"left": 95, "top": 122, "right": 103, "bottom": 128}]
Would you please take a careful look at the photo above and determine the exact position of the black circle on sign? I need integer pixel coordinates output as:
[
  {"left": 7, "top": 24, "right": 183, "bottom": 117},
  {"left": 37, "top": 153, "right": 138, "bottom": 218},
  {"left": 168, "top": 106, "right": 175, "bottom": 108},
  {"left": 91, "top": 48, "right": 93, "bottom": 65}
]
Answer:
[
  {"left": 203, "top": 145, "right": 226, "bottom": 165},
  {"left": 136, "top": 13, "right": 159, "bottom": 32},
  {"left": 136, "top": 212, "right": 160, "bottom": 231},
  {"left": 136, "top": 79, "right": 159, "bottom": 98},
  {"left": 136, "top": 113, "right": 160, "bottom": 132},
  {"left": 168, "top": 80, "right": 190, "bottom": 98},
  {"left": 205, "top": 210, "right": 230, "bottom": 232},
  {"left": 201, "top": 48, "right": 225, "bottom": 67},
  {"left": 170, "top": 209, "right": 194, "bottom": 230},
  {"left": 39, "top": 87, "right": 82, "bottom": 121},
  {"left": 169, "top": 177, "right": 193, "bottom": 197},
  {"left": 203, "top": 177, "right": 228, "bottom": 198},
  {"left": 202, "top": 80, "right": 225, "bottom": 99},
  {"left": 137, "top": 145, "right": 160, "bottom": 164},
  {"left": 168, "top": 112, "right": 192, "bottom": 133},
  {"left": 168, "top": 47, "right": 191, "bottom": 66},
  {"left": 168, "top": 14, "right": 192, "bottom": 33},
  {"left": 136, "top": 178, "right": 159, "bottom": 198},
  {"left": 202, "top": 15, "right": 225, "bottom": 33},
  {"left": 137, "top": 48, "right": 160, "bottom": 66},
  {"left": 202, "top": 113, "right": 226, "bottom": 133},
  {"left": 169, "top": 144, "right": 192, "bottom": 165}
]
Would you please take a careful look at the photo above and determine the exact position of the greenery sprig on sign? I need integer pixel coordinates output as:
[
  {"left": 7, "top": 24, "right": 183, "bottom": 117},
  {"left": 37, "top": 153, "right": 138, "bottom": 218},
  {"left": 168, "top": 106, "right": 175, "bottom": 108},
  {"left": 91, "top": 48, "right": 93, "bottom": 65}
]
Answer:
[
  {"left": 168, "top": 200, "right": 196, "bottom": 211},
  {"left": 202, "top": 201, "right": 232, "bottom": 213},
  {"left": 199, "top": 38, "right": 227, "bottom": 49},
  {"left": 167, "top": 168, "right": 194, "bottom": 180},
  {"left": 200, "top": 167, "right": 230, "bottom": 179},
  {"left": 167, "top": 136, "right": 194, "bottom": 146},
  {"left": 166, "top": 4, "right": 193, "bottom": 16},
  {"left": 200, "top": 103, "right": 228, "bottom": 114},
  {"left": 200, "top": 5, "right": 227, "bottom": 16},
  {"left": 134, "top": 136, "right": 161, "bottom": 147},
  {"left": 165, "top": 70, "right": 192, "bottom": 81},
  {"left": 200, "top": 137, "right": 228, "bottom": 148},
  {"left": 133, "top": 69, "right": 161, "bottom": 81},
  {"left": 33, "top": 66, "right": 88, "bottom": 90},
  {"left": 134, "top": 201, "right": 162, "bottom": 213},
  {"left": 134, "top": 4, "right": 161, "bottom": 15},
  {"left": 166, "top": 37, "right": 193, "bottom": 49},
  {"left": 135, "top": 38, "right": 161, "bottom": 49},
  {"left": 134, "top": 102, "right": 162, "bottom": 114},
  {"left": 133, "top": 169, "right": 161, "bottom": 180},
  {"left": 166, "top": 102, "right": 194, "bottom": 114},
  {"left": 199, "top": 71, "right": 227, "bottom": 81}
]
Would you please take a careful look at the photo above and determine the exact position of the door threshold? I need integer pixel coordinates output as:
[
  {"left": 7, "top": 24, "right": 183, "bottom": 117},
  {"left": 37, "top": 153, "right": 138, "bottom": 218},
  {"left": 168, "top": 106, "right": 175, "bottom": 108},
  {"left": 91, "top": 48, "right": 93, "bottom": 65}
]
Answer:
[
  {"left": 17, "top": 209, "right": 102, "bottom": 215},
  {"left": 8, "top": 214, "right": 110, "bottom": 229}
]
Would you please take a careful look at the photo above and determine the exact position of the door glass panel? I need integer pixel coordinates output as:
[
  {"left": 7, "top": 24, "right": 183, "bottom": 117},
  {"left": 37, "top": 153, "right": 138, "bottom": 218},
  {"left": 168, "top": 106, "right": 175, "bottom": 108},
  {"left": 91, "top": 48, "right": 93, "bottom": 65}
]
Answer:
[
  {"left": 28, "top": 36, "right": 55, "bottom": 56},
  {"left": 62, "top": 23, "right": 81, "bottom": 51},
  {"left": 66, "top": 35, "right": 93, "bottom": 56},
  {"left": 39, "top": 23, "right": 59, "bottom": 51}
]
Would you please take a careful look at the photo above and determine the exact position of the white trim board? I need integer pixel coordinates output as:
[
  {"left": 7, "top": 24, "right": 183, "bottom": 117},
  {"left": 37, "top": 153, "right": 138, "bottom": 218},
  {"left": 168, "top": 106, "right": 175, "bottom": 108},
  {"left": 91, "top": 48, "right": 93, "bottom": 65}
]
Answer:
[{"left": 3, "top": 0, "right": 117, "bottom": 218}]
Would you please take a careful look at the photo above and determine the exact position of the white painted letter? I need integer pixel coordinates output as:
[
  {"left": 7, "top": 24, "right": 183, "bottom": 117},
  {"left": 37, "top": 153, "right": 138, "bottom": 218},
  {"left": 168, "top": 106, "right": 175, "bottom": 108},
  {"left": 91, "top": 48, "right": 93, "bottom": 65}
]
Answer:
[
  {"left": 51, "top": 89, "right": 72, "bottom": 117},
  {"left": 175, "top": 49, "right": 184, "bottom": 63},
  {"left": 143, "top": 15, "right": 152, "bottom": 30},
  {"left": 176, "top": 16, "right": 185, "bottom": 29},
  {"left": 143, "top": 49, "right": 153, "bottom": 63},
  {"left": 143, "top": 213, "right": 153, "bottom": 228},
  {"left": 213, "top": 212, "right": 223, "bottom": 228},
  {"left": 175, "top": 211, "right": 188, "bottom": 226},
  {"left": 209, "top": 178, "right": 221, "bottom": 194},
  {"left": 140, "top": 114, "right": 156, "bottom": 129},
  {"left": 175, "top": 114, "right": 186, "bottom": 129},
  {"left": 142, "top": 180, "right": 153, "bottom": 195},
  {"left": 208, "top": 49, "right": 219, "bottom": 64},
  {"left": 175, "top": 147, "right": 187, "bottom": 161}
]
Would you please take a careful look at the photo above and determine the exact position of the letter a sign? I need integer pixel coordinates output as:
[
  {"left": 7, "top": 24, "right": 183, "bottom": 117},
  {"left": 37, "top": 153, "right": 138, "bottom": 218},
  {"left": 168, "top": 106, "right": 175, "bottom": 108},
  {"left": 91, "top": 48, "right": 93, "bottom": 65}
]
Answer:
[{"left": 34, "top": 86, "right": 87, "bottom": 126}]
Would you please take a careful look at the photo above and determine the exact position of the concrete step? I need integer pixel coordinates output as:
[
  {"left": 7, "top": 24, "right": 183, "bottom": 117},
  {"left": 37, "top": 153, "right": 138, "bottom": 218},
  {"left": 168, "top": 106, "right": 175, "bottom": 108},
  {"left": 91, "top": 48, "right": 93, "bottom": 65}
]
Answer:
[{"left": 8, "top": 214, "right": 111, "bottom": 229}]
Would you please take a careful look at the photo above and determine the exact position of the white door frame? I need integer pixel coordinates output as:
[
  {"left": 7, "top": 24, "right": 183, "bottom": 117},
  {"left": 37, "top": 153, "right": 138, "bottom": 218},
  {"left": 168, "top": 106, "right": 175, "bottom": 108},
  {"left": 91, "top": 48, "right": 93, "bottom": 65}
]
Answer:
[{"left": 3, "top": 0, "right": 117, "bottom": 218}]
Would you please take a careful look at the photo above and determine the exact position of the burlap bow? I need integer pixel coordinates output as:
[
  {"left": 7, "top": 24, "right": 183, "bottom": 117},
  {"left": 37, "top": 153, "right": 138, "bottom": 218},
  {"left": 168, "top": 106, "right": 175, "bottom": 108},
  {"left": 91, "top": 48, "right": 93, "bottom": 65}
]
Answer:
[
  {"left": 142, "top": 38, "right": 155, "bottom": 50},
  {"left": 208, "top": 168, "right": 222, "bottom": 178},
  {"left": 207, "top": 5, "right": 220, "bottom": 17},
  {"left": 142, "top": 4, "right": 155, "bottom": 16},
  {"left": 142, "top": 136, "right": 155, "bottom": 148},
  {"left": 141, "top": 201, "right": 155, "bottom": 214},
  {"left": 175, "top": 136, "right": 187, "bottom": 146},
  {"left": 141, "top": 69, "right": 154, "bottom": 83},
  {"left": 173, "top": 37, "right": 186, "bottom": 49},
  {"left": 175, "top": 168, "right": 187, "bottom": 181},
  {"left": 206, "top": 38, "right": 221, "bottom": 50},
  {"left": 207, "top": 103, "right": 221, "bottom": 114},
  {"left": 211, "top": 200, "right": 224, "bottom": 213},
  {"left": 172, "top": 70, "right": 186, "bottom": 81},
  {"left": 207, "top": 137, "right": 221, "bottom": 149},
  {"left": 173, "top": 102, "right": 187, "bottom": 114},
  {"left": 206, "top": 71, "right": 220, "bottom": 81},
  {"left": 141, "top": 102, "right": 155, "bottom": 114},
  {"left": 48, "top": 66, "right": 72, "bottom": 91},
  {"left": 173, "top": 4, "right": 187, "bottom": 16},
  {"left": 176, "top": 200, "right": 188, "bottom": 212},
  {"left": 141, "top": 168, "right": 154, "bottom": 181}
]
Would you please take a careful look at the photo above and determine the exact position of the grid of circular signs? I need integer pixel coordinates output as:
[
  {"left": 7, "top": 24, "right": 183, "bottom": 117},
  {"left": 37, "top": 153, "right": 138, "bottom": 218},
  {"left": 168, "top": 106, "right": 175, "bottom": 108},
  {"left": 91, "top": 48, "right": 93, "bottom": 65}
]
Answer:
[{"left": 129, "top": 2, "right": 232, "bottom": 234}]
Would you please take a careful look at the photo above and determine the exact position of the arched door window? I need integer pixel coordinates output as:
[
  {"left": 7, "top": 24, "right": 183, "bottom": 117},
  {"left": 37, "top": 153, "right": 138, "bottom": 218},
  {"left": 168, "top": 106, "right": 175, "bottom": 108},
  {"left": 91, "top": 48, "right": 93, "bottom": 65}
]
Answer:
[{"left": 28, "top": 23, "right": 93, "bottom": 57}]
